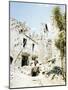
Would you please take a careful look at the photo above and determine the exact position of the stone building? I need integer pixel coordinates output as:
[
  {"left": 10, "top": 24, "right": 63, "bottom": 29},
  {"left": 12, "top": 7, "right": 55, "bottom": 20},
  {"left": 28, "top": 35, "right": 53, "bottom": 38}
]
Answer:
[
  {"left": 10, "top": 18, "right": 38, "bottom": 67},
  {"left": 36, "top": 24, "right": 52, "bottom": 63},
  {"left": 10, "top": 18, "right": 52, "bottom": 67}
]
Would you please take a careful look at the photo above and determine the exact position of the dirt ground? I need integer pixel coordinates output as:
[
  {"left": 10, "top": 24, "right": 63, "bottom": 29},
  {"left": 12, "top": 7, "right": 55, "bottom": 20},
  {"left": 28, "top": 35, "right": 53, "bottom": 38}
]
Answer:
[{"left": 10, "top": 64, "right": 65, "bottom": 88}]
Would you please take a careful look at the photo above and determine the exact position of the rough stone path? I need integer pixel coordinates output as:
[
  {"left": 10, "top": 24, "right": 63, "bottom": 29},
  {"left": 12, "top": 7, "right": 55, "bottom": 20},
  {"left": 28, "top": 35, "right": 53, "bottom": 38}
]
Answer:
[{"left": 10, "top": 65, "right": 65, "bottom": 88}]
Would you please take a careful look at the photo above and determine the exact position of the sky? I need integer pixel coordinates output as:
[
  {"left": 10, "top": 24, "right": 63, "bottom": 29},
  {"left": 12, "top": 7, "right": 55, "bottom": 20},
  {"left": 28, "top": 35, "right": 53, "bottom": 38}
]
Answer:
[{"left": 10, "top": 2, "right": 65, "bottom": 33}]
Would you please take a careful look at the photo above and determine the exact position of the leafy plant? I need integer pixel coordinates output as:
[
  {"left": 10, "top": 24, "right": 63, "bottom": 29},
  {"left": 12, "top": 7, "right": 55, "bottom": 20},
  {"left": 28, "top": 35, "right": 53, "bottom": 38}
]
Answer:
[
  {"left": 46, "top": 66, "right": 63, "bottom": 80},
  {"left": 52, "top": 6, "right": 66, "bottom": 80}
]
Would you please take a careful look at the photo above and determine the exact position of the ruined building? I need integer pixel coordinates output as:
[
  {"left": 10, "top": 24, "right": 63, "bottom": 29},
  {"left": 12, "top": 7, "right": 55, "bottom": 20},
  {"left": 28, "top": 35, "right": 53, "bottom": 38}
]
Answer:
[{"left": 10, "top": 18, "right": 52, "bottom": 67}]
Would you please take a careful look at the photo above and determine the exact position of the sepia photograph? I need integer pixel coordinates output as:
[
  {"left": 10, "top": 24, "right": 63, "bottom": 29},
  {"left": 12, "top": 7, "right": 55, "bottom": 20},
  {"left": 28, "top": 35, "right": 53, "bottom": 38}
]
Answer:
[{"left": 9, "top": 1, "right": 66, "bottom": 88}]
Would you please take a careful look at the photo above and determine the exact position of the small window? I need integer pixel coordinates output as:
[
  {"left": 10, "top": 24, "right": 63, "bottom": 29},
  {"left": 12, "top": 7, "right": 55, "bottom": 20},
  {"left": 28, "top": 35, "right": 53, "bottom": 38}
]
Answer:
[
  {"left": 10, "top": 56, "right": 13, "bottom": 64},
  {"left": 19, "top": 29, "right": 23, "bottom": 34},
  {"left": 32, "top": 43, "right": 35, "bottom": 51},
  {"left": 45, "top": 24, "right": 48, "bottom": 31},
  {"left": 23, "top": 38, "right": 27, "bottom": 48}
]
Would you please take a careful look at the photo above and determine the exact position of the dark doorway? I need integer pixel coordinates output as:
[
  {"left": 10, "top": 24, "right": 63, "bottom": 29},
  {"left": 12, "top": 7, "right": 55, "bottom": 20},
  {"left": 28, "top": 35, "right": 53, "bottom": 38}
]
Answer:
[
  {"left": 31, "top": 66, "right": 40, "bottom": 76},
  {"left": 21, "top": 56, "right": 29, "bottom": 66}
]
